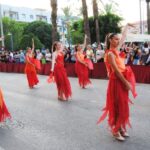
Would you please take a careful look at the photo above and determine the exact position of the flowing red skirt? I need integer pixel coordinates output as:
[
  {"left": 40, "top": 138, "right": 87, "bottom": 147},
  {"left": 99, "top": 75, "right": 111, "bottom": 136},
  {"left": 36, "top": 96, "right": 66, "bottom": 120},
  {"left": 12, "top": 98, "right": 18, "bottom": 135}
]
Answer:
[
  {"left": 0, "top": 88, "right": 11, "bottom": 122},
  {"left": 54, "top": 64, "right": 72, "bottom": 99},
  {"left": 75, "top": 61, "right": 91, "bottom": 87},
  {"left": 97, "top": 66, "right": 137, "bottom": 133},
  {"left": 25, "top": 63, "right": 39, "bottom": 87}
]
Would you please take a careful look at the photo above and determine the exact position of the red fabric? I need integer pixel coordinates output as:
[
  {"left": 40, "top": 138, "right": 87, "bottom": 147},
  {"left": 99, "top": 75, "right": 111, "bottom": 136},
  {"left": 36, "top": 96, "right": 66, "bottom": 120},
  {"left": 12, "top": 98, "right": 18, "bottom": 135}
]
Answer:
[
  {"left": 65, "top": 63, "right": 76, "bottom": 77},
  {"left": 25, "top": 57, "right": 39, "bottom": 87},
  {"left": 97, "top": 69, "right": 136, "bottom": 133},
  {"left": 19, "top": 64, "right": 25, "bottom": 73},
  {"left": 1, "top": 63, "right": 7, "bottom": 72},
  {"left": 92, "top": 63, "right": 107, "bottom": 78},
  {"left": 97, "top": 50, "right": 137, "bottom": 134},
  {"left": 54, "top": 54, "right": 72, "bottom": 99},
  {"left": 0, "top": 63, "right": 150, "bottom": 84},
  {"left": 75, "top": 61, "right": 91, "bottom": 88},
  {"left": 84, "top": 58, "right": 94, "bottom": 70},
  {"left": 44, "top": 64, "right": 51, "bottom": 75},
  {"left": 0, "top": 88, "right": 11, "bottom": 122},
  {"left": 7, "top": 63, "right": 14, "bottom": 72},
  {"left": 34, "top": 59, "right": 41, "bottom": 70},
  {"left": 14, "top": 64, "right": 20, "bottom": 73},
  {"left": 130, "top": 65, "right": 150, "bottom": 83}
]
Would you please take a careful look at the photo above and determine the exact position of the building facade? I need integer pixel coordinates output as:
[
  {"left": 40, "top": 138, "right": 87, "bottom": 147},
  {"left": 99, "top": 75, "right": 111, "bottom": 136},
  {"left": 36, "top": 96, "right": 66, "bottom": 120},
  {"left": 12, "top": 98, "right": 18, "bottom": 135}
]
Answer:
[
  {"left": 1, "top": 4, "right": 71, "bottom": 45},
  {"left": 2, "top": 4, "right": 51, "bottom": 23},
  {"left": 127, "top": 21, "right": 148, "bottom": 34}
]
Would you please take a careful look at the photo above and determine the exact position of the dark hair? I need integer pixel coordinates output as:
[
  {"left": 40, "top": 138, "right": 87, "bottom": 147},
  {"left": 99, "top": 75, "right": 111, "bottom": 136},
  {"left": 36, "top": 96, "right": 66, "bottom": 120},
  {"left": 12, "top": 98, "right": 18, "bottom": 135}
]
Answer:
[
  {"left": 105, "top": 33, "right": 117, "bottom": 49},
  {"left": 75, "top": 44, "right": 80, "bottom": 52},
  {"left": 52, "top": 41, "right": 59, "bottom": 52},
  {"left": 144, "top": 42, "right": 148, "bottom": 48}
]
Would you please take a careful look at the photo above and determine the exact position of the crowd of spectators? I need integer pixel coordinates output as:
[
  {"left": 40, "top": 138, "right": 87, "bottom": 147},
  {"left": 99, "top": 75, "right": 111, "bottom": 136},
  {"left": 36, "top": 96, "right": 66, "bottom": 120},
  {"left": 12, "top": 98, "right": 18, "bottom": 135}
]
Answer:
[{"left": 0, "top": 42, "right": 149, "bottom": 66}]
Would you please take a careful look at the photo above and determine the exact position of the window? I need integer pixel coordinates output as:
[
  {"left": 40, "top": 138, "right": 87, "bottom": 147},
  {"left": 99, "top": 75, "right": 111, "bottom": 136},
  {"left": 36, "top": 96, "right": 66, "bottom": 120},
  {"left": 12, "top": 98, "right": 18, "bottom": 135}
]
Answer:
[
  {"left": 22, "top": 14, "right": 26, "bottom": 20},
  {"left": 30, "top": 15, "right": 34, "bottom": 20},
  {"left": 36, "top": 15, "right": 47, "bottom": 22},
  {"left": 9, "top": 11, "right": 19, "bottom": 20}
]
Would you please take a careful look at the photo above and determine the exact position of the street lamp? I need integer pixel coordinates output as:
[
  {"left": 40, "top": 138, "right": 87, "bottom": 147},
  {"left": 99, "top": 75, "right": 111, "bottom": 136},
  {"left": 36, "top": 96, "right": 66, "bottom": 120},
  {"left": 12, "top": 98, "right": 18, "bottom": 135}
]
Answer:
[
  {"left": 8, "top": 33, "right": 13, "bottom": 51},
  {"left": 0, "top": 3, "right": 5, "bottom": 47}
]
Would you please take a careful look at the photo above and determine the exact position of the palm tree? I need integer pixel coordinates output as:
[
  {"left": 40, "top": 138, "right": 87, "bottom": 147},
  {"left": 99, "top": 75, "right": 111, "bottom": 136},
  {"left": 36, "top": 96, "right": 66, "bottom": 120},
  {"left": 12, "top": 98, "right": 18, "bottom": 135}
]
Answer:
[
  {"left": 103, "top": 3, "right": 118, "bottom": 14},
  {"left": 62, "top": 6, "right": 73, "bottom": 47},
  {"left": 62, "top": 6, "right": 72, "bottom": 21},
  {"left": 51, "top": 0, "right": 57, "bottom": 44},
  {"left": 81, "top": 0, "right": 91, "bottom": 44},
  {"left": 146, "top": 0, "right": 150, "bottom": 34},
  {"left": 92, "top": 0, "right": 100, "bottom": 45}
]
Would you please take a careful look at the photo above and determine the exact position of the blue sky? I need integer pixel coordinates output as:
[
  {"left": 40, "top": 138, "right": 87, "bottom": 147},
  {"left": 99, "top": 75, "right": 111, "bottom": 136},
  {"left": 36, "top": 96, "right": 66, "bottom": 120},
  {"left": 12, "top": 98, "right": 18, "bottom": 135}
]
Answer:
[{"left": 1, "top": 0, "right": 147, "bottom": 24}]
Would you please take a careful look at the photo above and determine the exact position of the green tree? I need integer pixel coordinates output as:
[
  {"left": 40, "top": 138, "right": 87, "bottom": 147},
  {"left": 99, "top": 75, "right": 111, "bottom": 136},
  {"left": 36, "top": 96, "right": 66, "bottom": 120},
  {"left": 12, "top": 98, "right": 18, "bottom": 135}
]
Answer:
[
  {"left": 3, "top": 17, "right": 27, "bottom": 50},
  {"left": 98, "top": 13, "right": 122, "bottom": 42},
  {"left": 62, "top": 6, "right": 73, "bottom": 46},
  {"left": 71, "top": 0, "right": 122, "bottom": 45},
  {"left": 19, "top": 33, "right": 44, "bottom": 50},
  {"left": 62, "top": 6, "right": 72, "bottom": 20},
  {"left": 23, "top": 21, "right": 52, "bottom": 48}
]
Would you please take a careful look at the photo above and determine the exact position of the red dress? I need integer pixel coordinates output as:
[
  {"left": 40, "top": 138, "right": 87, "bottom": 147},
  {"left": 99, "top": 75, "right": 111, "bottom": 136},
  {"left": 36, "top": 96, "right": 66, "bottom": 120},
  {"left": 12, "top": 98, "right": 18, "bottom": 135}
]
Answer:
[
  {"left": 0, "top": 88, "right": 11, "bottom": 122},
  {"left": 75, "top": 52, "right": 91, "bottom": 87},
  {"left": 25, "top": 55, "right": 39, "bottom": 88},
  {"left": 97, "top": 49, "right": 137, "bottom": 133},
  {"left": 54, "top": 53, "right": 72, "bottom": 99}
]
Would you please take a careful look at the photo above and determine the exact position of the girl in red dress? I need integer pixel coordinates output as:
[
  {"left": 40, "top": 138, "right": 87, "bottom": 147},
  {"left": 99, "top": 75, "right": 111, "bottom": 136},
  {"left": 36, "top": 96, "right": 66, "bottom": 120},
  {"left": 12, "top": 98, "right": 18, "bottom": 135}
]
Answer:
[
  {"left": 97, "top": 30, "right": 137, "bottom": 141},
  {"left": 75, "top": 44, "right": 91, "bottom": 88},
  {"left": 25, "top": 40, "right": 39, "bottom": 89},
  {"left": 0, "top": 88, "right": 11, "bottom": 122},
  {"left": 51, "top": 41, "right": 72, "bottom": 101}
]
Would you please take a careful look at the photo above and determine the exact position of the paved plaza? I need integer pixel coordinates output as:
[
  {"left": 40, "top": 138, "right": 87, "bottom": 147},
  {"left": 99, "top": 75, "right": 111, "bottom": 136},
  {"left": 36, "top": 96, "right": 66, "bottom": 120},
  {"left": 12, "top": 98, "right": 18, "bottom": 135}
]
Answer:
[{"left": 0, "top": 73, "right": 150, "bottom": 150}]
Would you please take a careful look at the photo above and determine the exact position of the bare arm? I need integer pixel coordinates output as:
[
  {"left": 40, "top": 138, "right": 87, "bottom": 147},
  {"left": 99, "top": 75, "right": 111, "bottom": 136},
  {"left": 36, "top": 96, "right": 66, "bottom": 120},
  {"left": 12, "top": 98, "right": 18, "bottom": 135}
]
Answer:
[
  {"left": 119, "top": 23, "right": 135, "bottom": 49},
  {"left": 108, "top": 52, "right": 131, "bottom": 90},
  {"left": 51, "top": 52, "right": 57, "bottom": 72}
]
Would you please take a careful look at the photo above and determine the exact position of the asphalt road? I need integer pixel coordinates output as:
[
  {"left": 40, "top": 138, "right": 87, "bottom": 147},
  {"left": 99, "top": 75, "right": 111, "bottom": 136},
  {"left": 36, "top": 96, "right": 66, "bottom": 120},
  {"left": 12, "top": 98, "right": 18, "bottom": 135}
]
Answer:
[{"left": 0, "top": 73, "right": 150, "bottom": 150}]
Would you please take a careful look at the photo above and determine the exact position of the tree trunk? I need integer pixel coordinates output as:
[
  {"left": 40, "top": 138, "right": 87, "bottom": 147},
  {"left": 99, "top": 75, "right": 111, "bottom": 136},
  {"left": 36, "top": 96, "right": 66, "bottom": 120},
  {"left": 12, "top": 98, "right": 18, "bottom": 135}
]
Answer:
[
  {"left": 146, "top": 0, "right": 150, "bottom": 34},
  {"left": 51, "top": 0, "right": 57, "bottom": 44},
  {"left": 81, "top": 0, "right": 91, "bottom": 44},
  {"left": 93, "top": 0, "right": 100, "bottom": 45}
]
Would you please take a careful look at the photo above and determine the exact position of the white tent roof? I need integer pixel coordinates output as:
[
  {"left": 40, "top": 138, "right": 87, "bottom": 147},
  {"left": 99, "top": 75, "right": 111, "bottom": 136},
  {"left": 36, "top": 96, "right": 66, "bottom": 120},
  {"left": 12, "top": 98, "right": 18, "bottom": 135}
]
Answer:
[{"left": 125, "top": 33, "right": 150, "bottom": 42}]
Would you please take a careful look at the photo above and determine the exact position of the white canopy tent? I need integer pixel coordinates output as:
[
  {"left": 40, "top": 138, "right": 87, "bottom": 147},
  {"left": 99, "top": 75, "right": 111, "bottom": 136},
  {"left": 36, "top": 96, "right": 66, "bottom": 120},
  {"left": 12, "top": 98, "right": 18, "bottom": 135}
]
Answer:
[{"left": 125, "top": 33, "right": 150, "bottom": 42}]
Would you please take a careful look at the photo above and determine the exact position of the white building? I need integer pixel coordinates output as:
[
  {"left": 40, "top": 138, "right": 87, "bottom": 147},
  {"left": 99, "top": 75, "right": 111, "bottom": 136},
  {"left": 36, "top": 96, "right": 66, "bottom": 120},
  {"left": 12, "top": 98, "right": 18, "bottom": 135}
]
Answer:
[
  {"left": 126, "top": 21, "right": 148, "bottom": 34},
  {"left": 1, "top": 4, "right": 71, "bottom": 45},
  {"left": 1, "top": 4, "right": 51, "bottom": 23}
]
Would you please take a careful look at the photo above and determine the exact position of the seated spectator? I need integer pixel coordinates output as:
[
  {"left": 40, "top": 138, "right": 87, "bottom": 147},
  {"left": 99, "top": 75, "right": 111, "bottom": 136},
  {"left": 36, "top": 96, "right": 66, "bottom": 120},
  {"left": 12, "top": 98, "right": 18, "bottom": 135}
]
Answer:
[
  {"left": 70, "top": 49, "right": 76, "bottom": 63},
  {"left": 41, "top": 54, "right": 46, "bottom": 64},
  {"left": 133, "top": 48, "right": 141, "bottom": 65},
  {"left": 19, "top": 50, "right": 25, "bottom": 63},
  {"left": 95, "top": 44, "right": 104, "bottom": 63},
  {"left": 86, "top": 45, "right": 94, "bottom": 61},
  {"left": 45, "top": 49, "right": 51, "bottom": 63},
  {"left": 36, "top": 50, "right": 43, "bottom": 61}
]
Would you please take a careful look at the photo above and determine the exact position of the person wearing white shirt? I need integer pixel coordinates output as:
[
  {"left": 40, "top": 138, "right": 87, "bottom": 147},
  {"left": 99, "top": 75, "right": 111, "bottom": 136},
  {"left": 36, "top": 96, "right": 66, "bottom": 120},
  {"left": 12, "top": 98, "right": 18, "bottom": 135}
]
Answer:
[{"left": 45, "top": 49, "right": 52, "bottom": 63}]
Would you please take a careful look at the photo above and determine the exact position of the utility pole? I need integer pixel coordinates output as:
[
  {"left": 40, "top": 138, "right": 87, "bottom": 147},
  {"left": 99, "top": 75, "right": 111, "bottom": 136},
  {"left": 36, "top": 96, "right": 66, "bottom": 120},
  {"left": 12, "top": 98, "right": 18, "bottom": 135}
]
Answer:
[
  {"left": 0, "top": 3, "right": 5, "bottom": 47},
  {"left": 146, "top": 0, "right": 150, "bottom": 34},
  {"left": 139, "top": 0, "right": 143, "bottom": 33}
]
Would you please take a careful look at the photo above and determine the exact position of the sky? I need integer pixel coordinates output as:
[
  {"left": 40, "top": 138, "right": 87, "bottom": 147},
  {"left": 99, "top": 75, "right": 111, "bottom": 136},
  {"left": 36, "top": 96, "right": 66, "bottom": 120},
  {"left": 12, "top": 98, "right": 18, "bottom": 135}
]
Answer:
[{"left": 1, "top": 0, "right": 147, "bottom": 25}]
